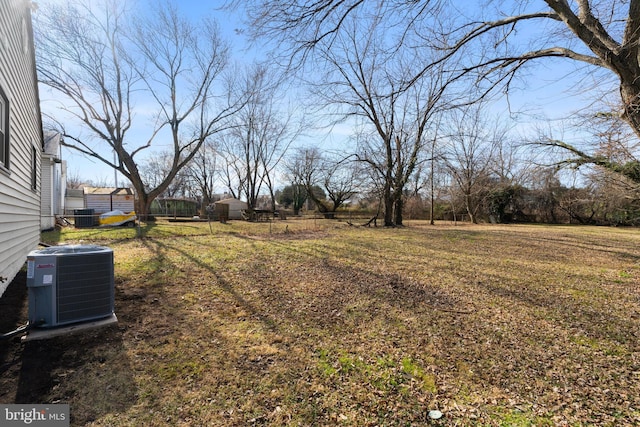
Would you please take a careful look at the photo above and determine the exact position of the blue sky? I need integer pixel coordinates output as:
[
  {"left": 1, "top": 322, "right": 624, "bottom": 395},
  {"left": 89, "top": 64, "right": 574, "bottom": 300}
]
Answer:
[
  {"left": 37, "top": 0, "right": 258, "bottom": 187},
  {"left": 36, "top": 0, "right": 609, "bottom": 188}
]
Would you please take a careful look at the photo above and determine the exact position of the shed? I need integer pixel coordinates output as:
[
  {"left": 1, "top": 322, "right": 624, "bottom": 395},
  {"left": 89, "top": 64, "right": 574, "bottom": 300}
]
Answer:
[
  {"left": 84, "top": 187, "right": 135, "bottom": 214},
  {"left": 214, "top": 198, "right": 248, "bottom": 220},
  {"left": 64, "top": 188, "right": 84, "bottom": 215}
]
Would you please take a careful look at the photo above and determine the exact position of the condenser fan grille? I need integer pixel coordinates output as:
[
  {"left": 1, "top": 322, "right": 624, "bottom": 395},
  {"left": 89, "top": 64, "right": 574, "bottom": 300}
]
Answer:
[{"left": 56, "top": 252, "right": 114, "bottom": 324}]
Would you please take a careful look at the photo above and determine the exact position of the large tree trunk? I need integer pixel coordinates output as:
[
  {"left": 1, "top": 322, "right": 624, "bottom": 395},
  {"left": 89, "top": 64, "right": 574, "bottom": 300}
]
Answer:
[
  {"left": 464, "top": 195, "right": 478, "bottom": 224},
  {"left": 383, "top": 182, "right": 394, "bottom": 226},
  {"left": 620, "top": 82, "right": 640, "bottom": 141},
  {"left": 393, "top": 193, "right": 404, "bottom": 226},
  {"left": 135, "top": 190, "right": 152, "bottom": 222}
]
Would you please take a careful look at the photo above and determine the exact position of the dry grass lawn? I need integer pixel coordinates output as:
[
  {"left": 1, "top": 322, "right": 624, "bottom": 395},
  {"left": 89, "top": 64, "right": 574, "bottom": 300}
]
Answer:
[{"left": 1, "top": 219, "right": 640, "bottom": 426}]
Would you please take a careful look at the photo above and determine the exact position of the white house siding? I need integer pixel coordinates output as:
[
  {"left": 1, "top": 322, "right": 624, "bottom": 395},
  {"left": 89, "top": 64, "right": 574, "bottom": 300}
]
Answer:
[
  {"left": 40, "top": 133, "right": 65, "bottom": 230},
  {"left": 0, "top": 0, "right": 43, "bottom": 296}
]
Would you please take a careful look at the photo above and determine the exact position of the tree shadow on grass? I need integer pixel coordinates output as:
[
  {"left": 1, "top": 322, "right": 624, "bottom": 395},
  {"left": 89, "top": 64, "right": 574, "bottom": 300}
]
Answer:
[{"left": 139, "top": 234, "right": 281, "bottom": 333}]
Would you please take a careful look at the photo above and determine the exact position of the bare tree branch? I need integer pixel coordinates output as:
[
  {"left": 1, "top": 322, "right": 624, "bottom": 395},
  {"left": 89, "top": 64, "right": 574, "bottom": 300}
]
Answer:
[{"left": 35, "top": 0, "right": 235, "bottom": 219}]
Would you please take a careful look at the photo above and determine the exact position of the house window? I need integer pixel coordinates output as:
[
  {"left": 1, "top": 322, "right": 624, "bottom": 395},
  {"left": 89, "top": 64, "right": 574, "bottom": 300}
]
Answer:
[
  {"left": 0, "top": 86, "right": 8, "bottom": 170},
  {"left": 31, "top": 146, "right": 37, "bottom": 190}
]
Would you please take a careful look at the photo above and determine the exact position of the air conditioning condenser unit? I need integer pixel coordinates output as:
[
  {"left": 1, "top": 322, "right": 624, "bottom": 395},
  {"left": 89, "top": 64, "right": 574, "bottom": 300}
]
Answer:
[{"left": 26, "top": 245, "right": 115, "bottom": 328}]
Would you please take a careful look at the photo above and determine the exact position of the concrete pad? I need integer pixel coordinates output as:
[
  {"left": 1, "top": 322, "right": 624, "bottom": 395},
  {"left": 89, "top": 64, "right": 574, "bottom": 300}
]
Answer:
[{"left": 22, "top": 314, "right": 118, "bottom": 341}]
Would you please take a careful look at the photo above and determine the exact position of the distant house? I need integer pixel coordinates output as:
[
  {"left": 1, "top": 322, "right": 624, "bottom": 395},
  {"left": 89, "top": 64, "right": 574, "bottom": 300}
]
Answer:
[
  {"left": 84, "top": 187, "right": 135, "bottom": 214},
  {"left": 40, "top": 132, "right": 66, "bottom": 230},
  {"left": 0, "top": 0, "right": 44, "bottom": 296}
]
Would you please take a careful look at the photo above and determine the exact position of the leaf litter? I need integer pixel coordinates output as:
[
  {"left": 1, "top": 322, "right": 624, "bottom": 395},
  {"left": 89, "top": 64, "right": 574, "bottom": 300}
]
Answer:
[{"left": 0, "top": 220, "right": 639, "bottom": 426}]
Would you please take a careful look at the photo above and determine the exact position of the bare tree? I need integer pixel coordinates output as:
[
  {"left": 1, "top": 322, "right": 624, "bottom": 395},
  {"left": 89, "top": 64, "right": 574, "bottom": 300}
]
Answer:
[
  {"left": 289, "top": 147, "right": 359, "bottom": 217},
  {"left": 35, "top": 0, "right": 238, "bottom": 219},
  {"left": 441, "top": 103, "right": 504, "bottom": 224},
  {"left": 219, "top": 148, "right": 244, "bottom": 200},
  {"left": 301, "top": 9, "right": 455, "bottom": 226},
  {"left": 551, "top": 111, "right": 640, "bottom": 224},
  {"left": 65, "top": 170, "right": 87, "bottom": 189},
  {"left": 238, "top": 1, "right": 640, "bottom": 183},
  {"left": 218, "top": 64, "right": 301, "bottom": 210},
  {"left": 185, "top": 139, "right": 219, "bottom": 213},
  {"left": 525, "top": 166, "right": 567, "bottom": 224},
  {"left": 536, "top": 109, "right": 640, "bottom": 184},
  {"left": 282, "top": 148, "right": 311, "bottom": 214},
  {"left": 138, "top": 151, "right": 190, "bottom": 198},
  {"left": 583, "top": 168, "right": 640, "bottom": 225}
]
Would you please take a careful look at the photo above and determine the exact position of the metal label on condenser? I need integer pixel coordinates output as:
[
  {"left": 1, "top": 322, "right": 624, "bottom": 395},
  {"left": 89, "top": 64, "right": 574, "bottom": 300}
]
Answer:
[{"left": 26, "top": 259, "right": 34, "bottom": 279}]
